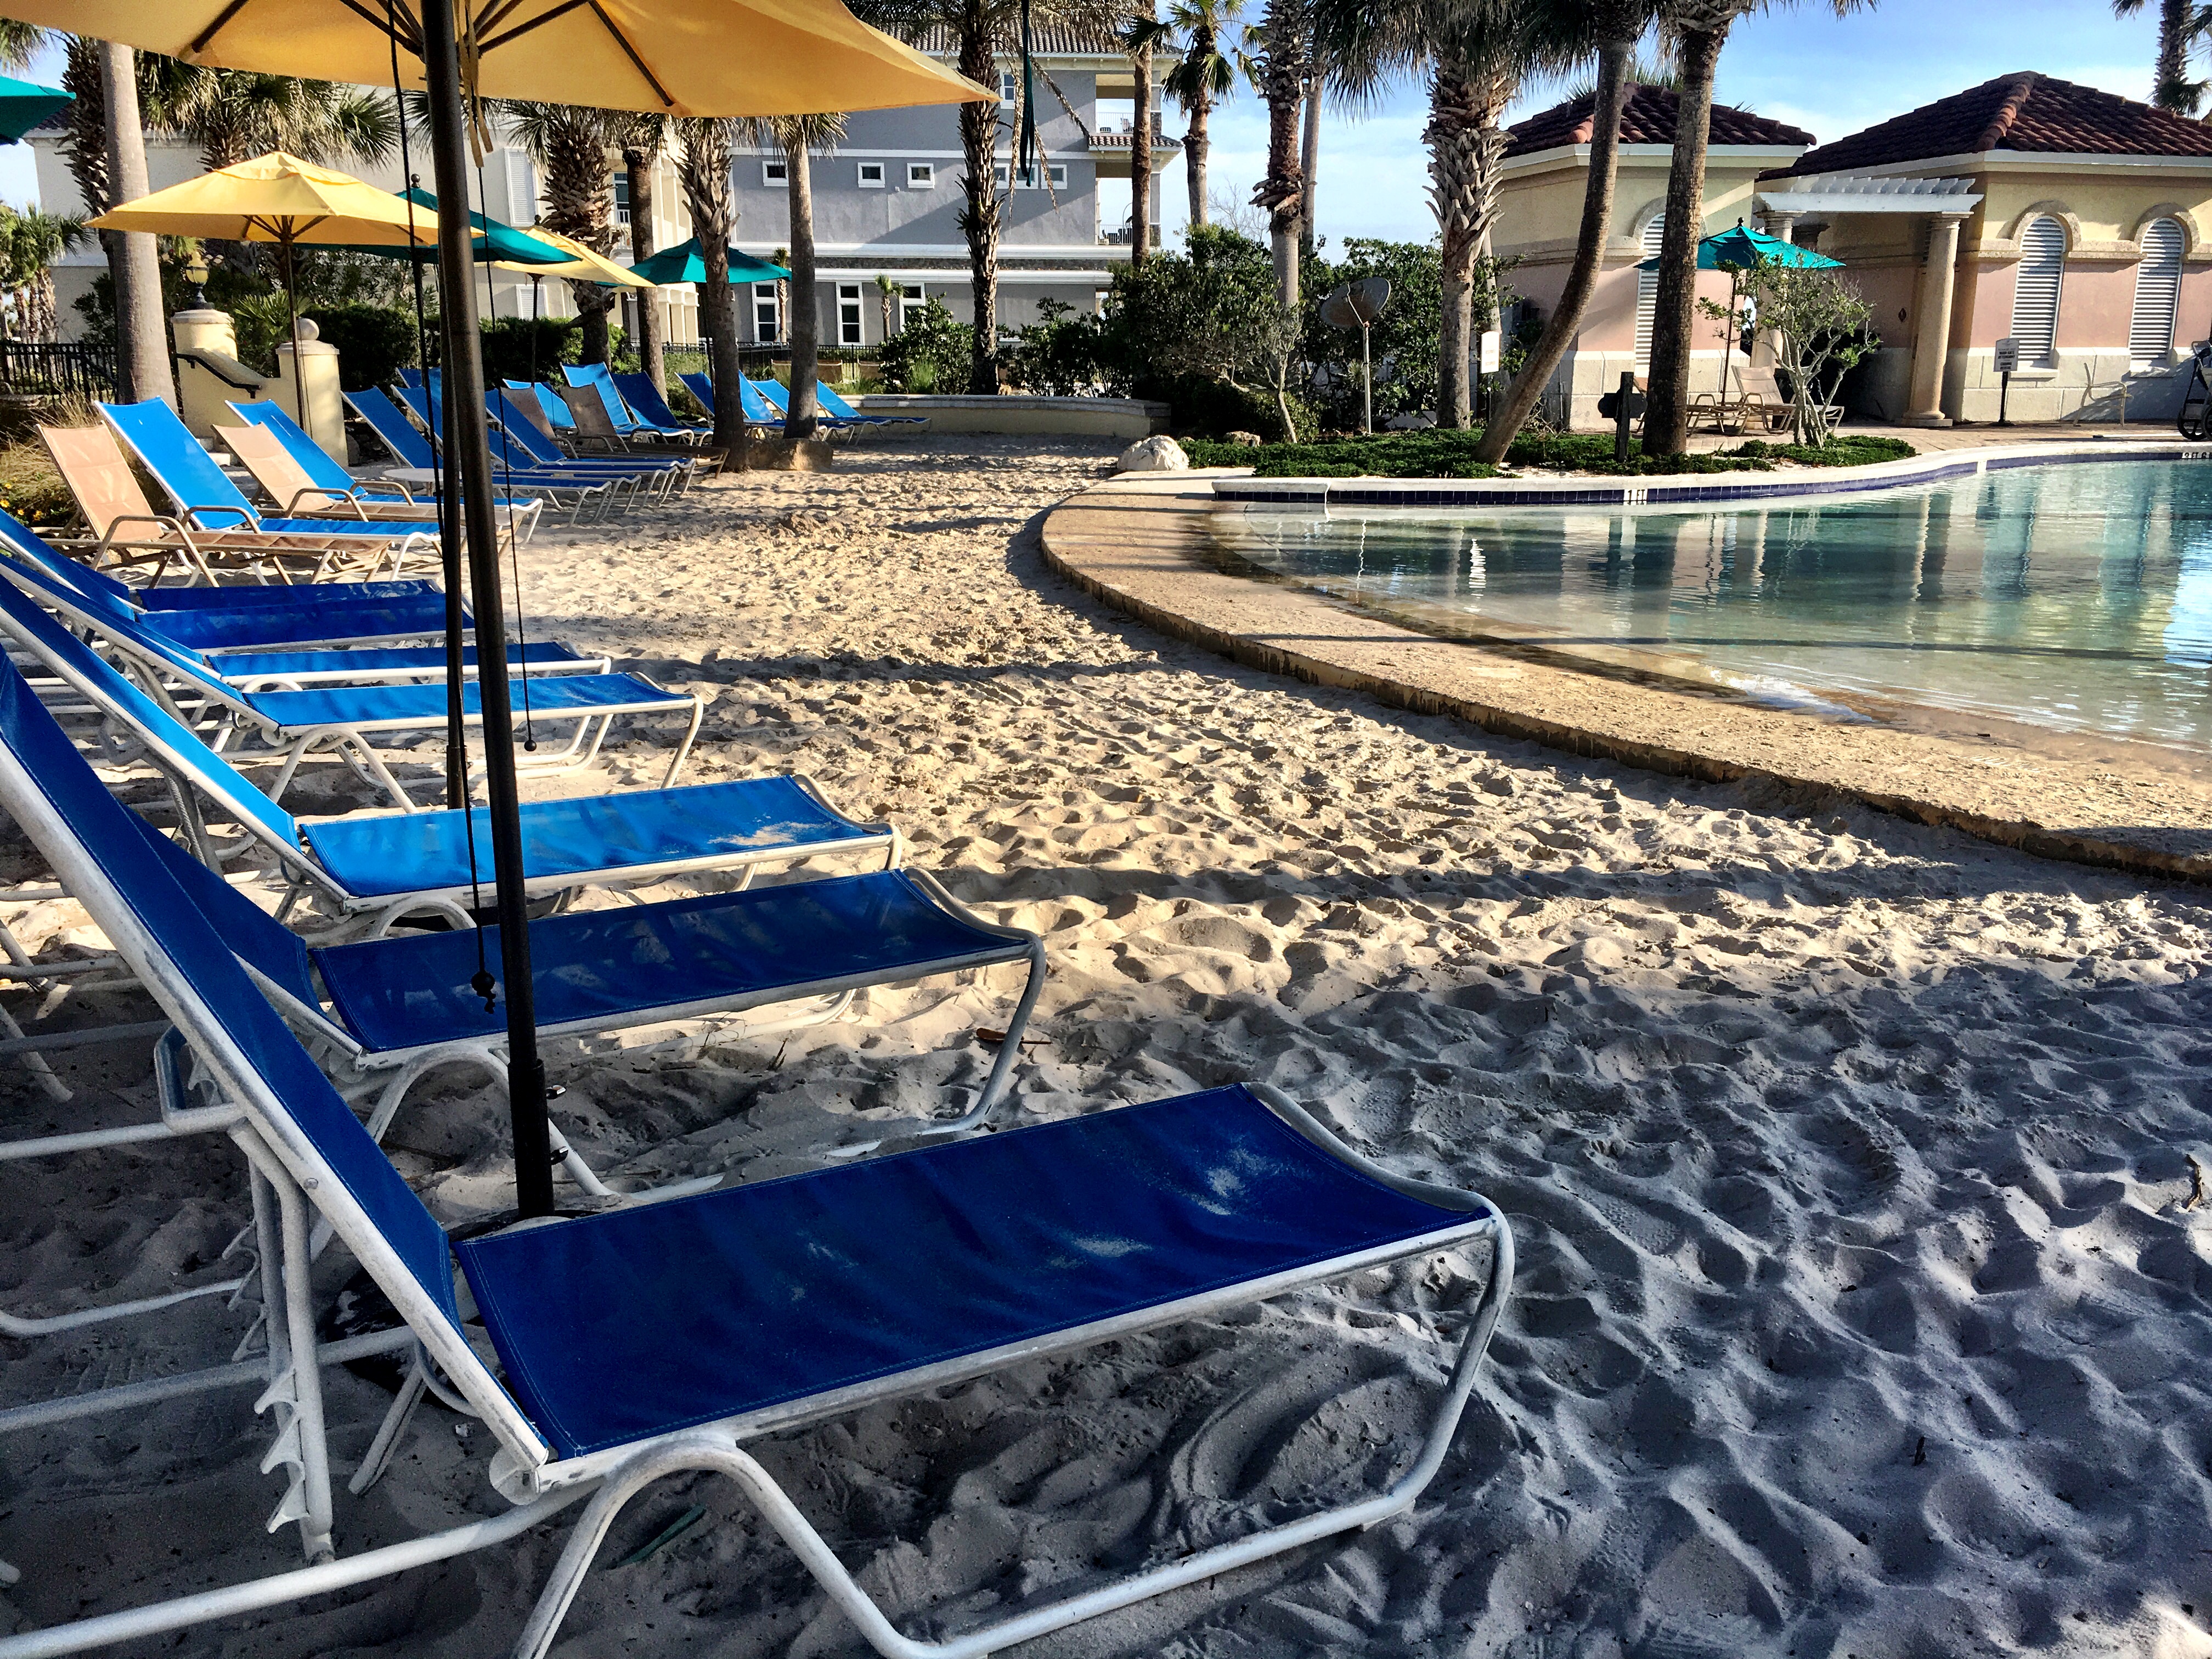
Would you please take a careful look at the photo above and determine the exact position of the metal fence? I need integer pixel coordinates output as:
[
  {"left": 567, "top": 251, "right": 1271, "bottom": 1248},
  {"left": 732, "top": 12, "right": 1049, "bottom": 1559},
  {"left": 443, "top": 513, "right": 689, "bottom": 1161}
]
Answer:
[{"left": 0, "top": 340, "right": 119, "bottom": 402}]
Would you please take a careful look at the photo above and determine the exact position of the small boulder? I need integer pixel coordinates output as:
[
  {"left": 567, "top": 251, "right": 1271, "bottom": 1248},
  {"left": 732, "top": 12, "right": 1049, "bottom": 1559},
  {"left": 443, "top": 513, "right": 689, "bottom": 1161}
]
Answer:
[
  {"left": 1116, "top": 435, "right": 1189, "bottom": 473},
  {"left": 1223, "top": 430, "right": 1263, "bottom": 447}
]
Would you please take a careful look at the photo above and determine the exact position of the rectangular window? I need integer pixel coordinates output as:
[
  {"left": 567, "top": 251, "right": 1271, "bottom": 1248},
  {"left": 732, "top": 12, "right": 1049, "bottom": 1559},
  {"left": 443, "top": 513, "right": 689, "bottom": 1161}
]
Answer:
[
  {"left": 838, "top": 283, "right": 864, "bottom": 346},
  {"left": 752, "top": 282, "right": 781, "bottom": 342},
  {"left": 907, "top": 161, "right": 935, "bottom": 188},
  {"left": 1094, "top": 289, "right": 1110, "bottom": 316},
  {"left": 612, "top": 173, "right": 631, "bottom": 225},
  {"left": 999, "top": 70, "right": 1017, "bottom": 105},
  {"left": 994, "top": 161, "right": 1068, "bottom": 191},
  {"left": 857, "top": 161, "right": 885, "bottom": 188},
  {"left": 761, "top": 159, "right": 787, "bottom": 187},
  {"left": 898, "top": 283, "right": 926, "bottom": 332}
]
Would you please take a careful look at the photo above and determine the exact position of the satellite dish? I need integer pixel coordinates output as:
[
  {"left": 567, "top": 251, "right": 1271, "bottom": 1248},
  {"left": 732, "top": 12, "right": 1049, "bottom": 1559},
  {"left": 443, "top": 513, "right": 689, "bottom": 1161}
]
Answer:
[
  {"left": 1350, "top": 276, "right": 1390, "bottom": 323},
  {"left": 1320, "top": 286, "right": 1361, "bottom": 330}
]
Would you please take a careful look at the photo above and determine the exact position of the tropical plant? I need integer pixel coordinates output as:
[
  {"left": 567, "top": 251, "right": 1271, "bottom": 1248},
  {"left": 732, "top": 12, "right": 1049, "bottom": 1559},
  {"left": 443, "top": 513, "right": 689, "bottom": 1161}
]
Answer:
[
  {"left": 1130, "top": 0, "right": 1256, "bottom": 229},
  {"left": 0, "top": 204, "right": 83, "bottom": 342},
  {"left": 752, "top": 113, "right": 848, "bottom": 438},
  {"left": 139, "top": 63, "right": 399, "bottom": 176},
  {"left": 852, "top": 0, "right": 1126, "bottom": 392},
  {"left": 1318, "top": 0, "right": 1543, "bottom": 428},
  {"left": 1475, "top": 0, "right": 1650, "bottom": 463},
  {"left": 1706, "top": 259, "right": 1874, "bottom": 444},
  {"left": 501, "top": 102, "right": 621, "bottom": 366},
  {"left": 875, "top": 272, "right": 898, "bottom": 341},
  {"left": 675, "top": 116, "right": 747, "bottom": 449},
  {"left": 1249, "top": 0, "right": 1312, "bottom": 306},
  {"left": 94, "top": 42, "right": 172, "bottom": 409},
  {"left": 877, "top": 295, "right": 975, "bottom": 390},
  {"left": 1130, "top": 1, "right": 1158, "bottom": 263},
  {"left": 1641, "top": 0, "right": 1869, "bottom": 456},
  {"left": 2117, "top": 0, "right": 2212, "bottom": 114},
  {"left": 1007, "top": 296, "right": 1111, "bottom": 392},
  {"left": 618, "top": 114, "right": 669, "bottom": 396},
  {"left": 1105, "top": 223, "right": 1307, "bottom": 432},
  {"left": 1301, "top": 236, "right": 1448, "bottom": 427}
]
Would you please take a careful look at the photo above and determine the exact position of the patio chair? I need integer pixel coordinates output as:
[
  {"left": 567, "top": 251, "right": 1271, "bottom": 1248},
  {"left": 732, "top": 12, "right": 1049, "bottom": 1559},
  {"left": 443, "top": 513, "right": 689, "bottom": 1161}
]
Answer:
[
  {"left": 674, "top": 369, "right": 783, "bottom": 435},
  {"left": 562, "top": 362, "right": 698, "bottom": 442},
  {"left": 456, "top": 384, "right": 694, "bottom": 495},
  {"left": 346, "top": 387, "right": 632, "bottom": 525},
  {"left": 98, "top": 400, "right": 442, "bottom": 580},
  {"left": 1735, "top": 365, "right": 1831, "bottom": 436},
  {"left": 0, "top": 649, "right": 1512, "bottom": 1659},
  {"left": 39, "top": 422, "right": 405, "bottom": 588},
  {"left": 128, "top": 800, "right": 1042, "bottom": 1146},
  {"left": 555, "top": 382, "right": 676, "bottom": 457},
  {"left": 219, "top": 422, "right": 547, "bottom": 552},
  {"left": 815, "top": 379, "right": 930, "bottom": 432},
  {"left": 221, "top": 400, "right": 548, "bottom": 544},
  {"left": 0, "top": 574, "right": 898, "bottom": 937},
  {"left": 0, "top": 534, "right": 603, "bottom": 691},
  {"left": 613, "top": 370, "right": 707, "bottom": 432},
  {"left": 5, "top": 560, "right": 704, "bottom": 808}
]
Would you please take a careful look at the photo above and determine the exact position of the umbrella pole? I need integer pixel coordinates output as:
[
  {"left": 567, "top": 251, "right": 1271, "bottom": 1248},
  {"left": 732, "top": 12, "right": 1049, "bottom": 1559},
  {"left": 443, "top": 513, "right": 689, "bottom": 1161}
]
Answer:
[
  {"left": 280, "top": 236, "right": 305, "bottom": 445},
  {"left": 421, "top": 0, "right": 555, "bottom": 1219}
]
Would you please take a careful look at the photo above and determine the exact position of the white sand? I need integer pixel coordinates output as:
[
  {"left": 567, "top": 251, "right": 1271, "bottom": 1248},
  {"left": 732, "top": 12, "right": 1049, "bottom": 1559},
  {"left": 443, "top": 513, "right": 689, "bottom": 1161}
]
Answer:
[{"left": 4, "top": 435, "right": 2212, "bottom": 1658}]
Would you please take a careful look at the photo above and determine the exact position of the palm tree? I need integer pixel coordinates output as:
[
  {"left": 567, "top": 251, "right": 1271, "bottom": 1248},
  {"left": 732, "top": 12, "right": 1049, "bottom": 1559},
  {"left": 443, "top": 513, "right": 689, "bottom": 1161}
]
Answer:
[
  {"left": 675, "top": 116, "right": 748, "bottom": 451},
  {"left": 1320, "top": 0, "right": 1536, "bottom": 428},
  {"left": 1250, "top": 0, "right": 1311, "bottom": 306},
  {"left": 1130, "top": 2, "right": 1156, "bottom": 262},
  {"left": 503, "top": 102, "right": 622, "bottom": 366},
  {"left": 1474, "top": 0, "right": 1651, "bottom": 463},
  {"left": 92, "top": 42, "right": 173, "bottom": 409},
  {"left": 854, "top": 0, "right": 1124, "bottom": 393},
  {"left": 1299, "top": 52, "right": 1322, "bottom": 252},
  {"left": 1131, "top": 0, "right": 1253, "bottom": 230},
  {"left": 876, "top": 272, "right": 898, "bottom": 340},
  {"left": 0, "top": 206, "right": 84, "bottom": 342},
  {"left": 1641, "top": 0, "right": 1867, "bottom": 456},
  {"left": 140, "top": 64, "right": 398, "bottom": 174},
  {"left": 2117, "top": 0, "right": 2210, "bottom": 114},
  {"left": 619, "top": 115, "right": 669, "bottom": 396},
  {"left": 56, "top": 38, "right": 109, "bottom": 219},
  {"left": 752, "top": 112, "right": 849, "bottom": 439}
]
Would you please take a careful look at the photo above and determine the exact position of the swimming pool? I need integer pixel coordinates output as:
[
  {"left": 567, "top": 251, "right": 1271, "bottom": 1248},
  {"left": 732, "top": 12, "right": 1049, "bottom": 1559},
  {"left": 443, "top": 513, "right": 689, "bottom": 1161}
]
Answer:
[{"left": 1209, "top": 459, "right": 2212, "bottom": 752}]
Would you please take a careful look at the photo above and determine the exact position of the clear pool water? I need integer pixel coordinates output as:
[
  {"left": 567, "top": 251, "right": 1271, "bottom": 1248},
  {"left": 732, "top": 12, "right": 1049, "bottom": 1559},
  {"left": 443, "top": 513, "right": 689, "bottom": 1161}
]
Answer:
[{"left": 1211, "top": 460, "right": 2212, "bottom": 751}]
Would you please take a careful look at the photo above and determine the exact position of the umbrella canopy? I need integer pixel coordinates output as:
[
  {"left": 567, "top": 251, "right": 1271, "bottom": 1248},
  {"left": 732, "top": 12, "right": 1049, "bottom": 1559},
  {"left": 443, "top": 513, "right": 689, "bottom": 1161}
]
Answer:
[
  {"left": 1638, "top": 224, "right": 1843, "bottom": 272},
  {"left": 0, "top": 74, "right": 70, "bottom": 145},
  {"left": 630, "top": 238, "right": 790, "bottom": 286},
  {"left": 88, "top": 150, "right": 442, "bottom": 250},
  {"left": 24, "top": 1, "right": 994, "bottom": 116},
  {"left": 326, "top": 185, "right": 571, "bottom": 265},
  {"left": 500, "top": 227, "right": 654, "bottom": 287}
]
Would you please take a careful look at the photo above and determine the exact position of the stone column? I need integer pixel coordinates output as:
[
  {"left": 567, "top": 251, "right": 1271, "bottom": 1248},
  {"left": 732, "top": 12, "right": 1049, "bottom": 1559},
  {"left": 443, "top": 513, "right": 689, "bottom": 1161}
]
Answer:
[
  {"left": 1761, "top": 209, "right": 1799, "bottom": 245},
  {"left": 274, "top": 318, "right": 346, "bottom": 461},
  {"left": 1902, "top": 212, "right": 1967, "bottom": 427}
]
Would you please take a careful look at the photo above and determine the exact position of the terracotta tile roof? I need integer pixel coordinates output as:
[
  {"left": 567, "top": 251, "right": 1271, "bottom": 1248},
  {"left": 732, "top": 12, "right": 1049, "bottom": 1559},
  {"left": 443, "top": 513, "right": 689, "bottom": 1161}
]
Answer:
[
  {"left": 910, "top": 23, "right": 1134, "bottom": 58},
  {"left": 1503, "top": 84, "right": 1814, "bottom": 159},
  {"left": 1766, "top": 71, "right": 2212, "bottom": 178}
]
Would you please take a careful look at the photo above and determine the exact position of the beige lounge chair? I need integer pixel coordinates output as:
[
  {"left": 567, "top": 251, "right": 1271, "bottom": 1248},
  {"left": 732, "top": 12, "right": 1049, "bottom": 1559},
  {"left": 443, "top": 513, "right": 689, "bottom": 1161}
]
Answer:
[
  {"left": 1735, "top": 365, "right": 1826, "bottom": 436},
  {"left": 216, "top": 423, "right": 517, "bottom": 564},
  {"left": 37, "top": 424, "right": 387, "bottom": 586}
]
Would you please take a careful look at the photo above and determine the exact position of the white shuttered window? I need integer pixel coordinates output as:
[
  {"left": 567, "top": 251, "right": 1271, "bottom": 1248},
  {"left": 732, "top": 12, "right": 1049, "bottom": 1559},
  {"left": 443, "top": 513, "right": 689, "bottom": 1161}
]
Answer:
[
  {"left": 1633, "top": 215, "right": 1665, "bottom": 373},
  {"left": 2130, "top": 218, "right": 2185, "bottom": 367},
  {"left": 2010, "top": 216, "right": 2067, "bottom": 369}
]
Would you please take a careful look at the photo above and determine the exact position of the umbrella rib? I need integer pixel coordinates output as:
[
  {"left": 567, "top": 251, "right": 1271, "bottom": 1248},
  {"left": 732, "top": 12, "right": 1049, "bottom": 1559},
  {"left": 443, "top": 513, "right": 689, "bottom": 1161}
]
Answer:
[
  {"left": 478, "top": 0, "right": 592, "bottom": 51},
  {"left": 586, "top": 2, "right": 678, "bottom": 109},
  {"left": 337, "top": 0, "right": 427, "bottom": 55},
  {"left": 476, "top": 0, "right": 676, "bottom": 110},
  {"left": 188, "top": 0, "right": 257, "bottom": 58}
]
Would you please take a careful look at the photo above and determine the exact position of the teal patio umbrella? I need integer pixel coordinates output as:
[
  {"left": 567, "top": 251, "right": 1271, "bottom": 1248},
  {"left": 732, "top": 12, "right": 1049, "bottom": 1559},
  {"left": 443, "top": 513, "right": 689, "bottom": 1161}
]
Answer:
[
  {"left": 0, "top": 74, "right": 70, "bottom": 144},
  {"left": 629, "top": 237, "right": 789, "bottom": 285},
  {"left": 329, "top": 185, "right": 569, "bottom": 266},
  {"left": 1639, "top": 220, "right": 1843, "bottom": 400}
]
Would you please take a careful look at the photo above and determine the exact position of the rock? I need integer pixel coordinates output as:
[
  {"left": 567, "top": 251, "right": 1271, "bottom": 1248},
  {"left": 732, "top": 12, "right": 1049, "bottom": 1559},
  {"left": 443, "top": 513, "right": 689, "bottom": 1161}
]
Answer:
[
  {"left": 1115, "top": 435, "right": 1189, "bottom": 473},
  {"left": 1223, "top": 430, "right": 1263, "bottom": 447}
]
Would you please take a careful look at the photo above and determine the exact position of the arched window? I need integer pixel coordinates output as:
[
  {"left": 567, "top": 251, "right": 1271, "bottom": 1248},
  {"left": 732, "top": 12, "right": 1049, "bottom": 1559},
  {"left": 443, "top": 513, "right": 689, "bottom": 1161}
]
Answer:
[
  {"left": 1633, "top": 214, "right": 1665, "bottom": 374},
  {"left": 2130, "top": 217, "right": 2186, "bottom": 367},
  {"left": 2009, "top": 215, "right": 2067, "bottom": 369}
]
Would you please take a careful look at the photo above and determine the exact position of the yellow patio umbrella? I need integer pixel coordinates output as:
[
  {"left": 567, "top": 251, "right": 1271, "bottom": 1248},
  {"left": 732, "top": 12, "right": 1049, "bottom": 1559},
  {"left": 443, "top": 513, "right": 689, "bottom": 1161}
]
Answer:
[
  {"left": 88, "top": 151, "right": 445, "bottom": 446},
  {"left": 498, "top": 227, "right": 653, "bottom": 286},
  {"left": 33, "top": 0, "right": 992, "bottom": 1224}
]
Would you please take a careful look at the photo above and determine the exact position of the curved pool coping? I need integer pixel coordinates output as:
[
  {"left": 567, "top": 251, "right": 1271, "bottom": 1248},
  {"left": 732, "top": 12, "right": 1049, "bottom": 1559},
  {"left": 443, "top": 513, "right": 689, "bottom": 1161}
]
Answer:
[
  {"left": 1040, "top": 472, "right": 2212, "bottom": 884},
  {"left": 1207, "top": 434, "right": 2212, "bottom": 510}
]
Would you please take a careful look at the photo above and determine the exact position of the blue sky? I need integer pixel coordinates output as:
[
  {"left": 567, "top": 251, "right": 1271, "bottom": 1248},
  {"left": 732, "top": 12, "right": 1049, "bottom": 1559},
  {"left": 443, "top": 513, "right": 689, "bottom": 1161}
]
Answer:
[
  {"left": 1186, "top": 0, "right": 2170, "bottom": 247},
  {"left": 2, "top": 4, "right": 2168, "bottom": 245}
]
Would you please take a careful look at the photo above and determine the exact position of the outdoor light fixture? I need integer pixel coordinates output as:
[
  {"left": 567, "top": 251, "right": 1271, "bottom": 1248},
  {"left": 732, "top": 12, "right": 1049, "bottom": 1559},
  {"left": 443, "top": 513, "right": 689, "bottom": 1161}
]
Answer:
[{"left": 183, "top": 247, "right": 210, "bottom": 307}]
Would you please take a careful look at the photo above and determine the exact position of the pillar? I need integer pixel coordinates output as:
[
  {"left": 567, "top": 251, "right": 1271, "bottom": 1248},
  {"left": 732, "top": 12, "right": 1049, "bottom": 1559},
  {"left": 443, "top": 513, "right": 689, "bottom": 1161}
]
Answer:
[
  {"left": 274, "top": 318, "right": 346, "bottom": 461},
  {"left": 1761, "top": 210, "right": 1799, "bottom": 245},
  {"left": 1901, "top": 212, "right": 1966, "bottom": 427},
  {"left": 171, "top": 306, "right": 268, "bottom": 442}
]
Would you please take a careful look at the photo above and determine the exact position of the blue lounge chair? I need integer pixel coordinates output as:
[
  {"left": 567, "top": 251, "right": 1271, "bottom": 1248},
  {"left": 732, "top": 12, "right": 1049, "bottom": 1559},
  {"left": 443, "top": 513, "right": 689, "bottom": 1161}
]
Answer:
[
  {"left": 99, "top": 400, "right": 441, "bottom": 580},
  {"left": 462, "top": 385, "right": 691, "bottom": 493},
  {"left": 562, "top": 362, "right": 693, "bottom": 439},
  {"left": 128, "top": 802, "right": 1040, "bottom": 1142},
  {"left": 0, "top": 646, "right": 1511, "bottom": 1659},
  {"left": 613, "top": 370, "right": 706, "bottom": 432},
  {"left": 0, "top": 576, "right": 896, "bottom": 933},
  {"left": 0, "top": 555, "right": 703, "bottom": 807},
  {"left": 677, "top": 369, "right": 782, "bottom": 432},
  {"left": 748, "top": 375, "right": 882, "bottom": 434},
  {"left": 346, "top": 386, "right": 631, "bottom": 524},
  {"left": 815, "top": 380, "right": 929, "bottom": 430},
  {"left": 222, "top": 400, "right": 547, "bottom": 542}
]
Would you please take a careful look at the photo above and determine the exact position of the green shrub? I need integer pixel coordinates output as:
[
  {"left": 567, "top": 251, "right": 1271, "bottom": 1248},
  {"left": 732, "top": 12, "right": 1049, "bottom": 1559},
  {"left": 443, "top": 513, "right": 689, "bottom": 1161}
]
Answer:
[
  {"left": 878, "top": 297, "right": 974, "bottom": 393},
  {"left": 1182, "top": 427, "right": 1915, "bottom": 479},
  {"left": 302, "top": 303, "right": 419, "bottom": 391},
  {"left": 1006, "top": 299, "right": 1109, "bottom": 396}
]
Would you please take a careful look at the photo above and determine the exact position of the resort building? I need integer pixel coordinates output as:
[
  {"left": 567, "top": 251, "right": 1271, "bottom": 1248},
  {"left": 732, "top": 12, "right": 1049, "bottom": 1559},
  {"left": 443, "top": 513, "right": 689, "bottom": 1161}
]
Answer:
[
  {"left": 1492, "top": 86, "right": 1815, "bottom": 430},
  {"left": 1755, "top": 72, "right": 2212, "bottom": 425},
  {"left": 27, "top": 31, "right": 1175, "bottom": 357}
]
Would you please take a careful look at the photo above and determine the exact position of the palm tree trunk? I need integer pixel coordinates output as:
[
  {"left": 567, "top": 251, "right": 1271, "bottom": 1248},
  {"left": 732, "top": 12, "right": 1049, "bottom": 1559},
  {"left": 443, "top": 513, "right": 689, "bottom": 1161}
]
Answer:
[
  {"left": 2156, "top": 0, "right": 2194, "bottom": 111},
  {"left": 783, "top": 133, "right": 821, "bottom": 439},
  {"left": 678, "top": 119, "right": 746, "bottom": 453},
  {"left": 1131, "top": 14, "right": 1155, "bottom": 263},
  {"left": 956, "top": 14, "right": 1002, "bottom": 393},
  {"left": 1427, "top": 61, "right": 1510, "bottom": 430},
  {"left": 1185, "top": 30, "right": 1213, "bottom": 229},
  {"left": 97, "top": 42, "right": 174, "bottom": 410},
  {"left": 1256, "top": 0, "right": 1310, "bottom": 308},
  {"left": 1641, "top": 19, "right": 1731, "bottom": 456},
  {"left": 1474, "top": 18, "right": 1637, "bottom": 463},
  {"left": 624, "top": 144, "right": 667, "bottom": 396},
  {"left": 1299, "top": 62, "right": 1321, "bottom": 253}
]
